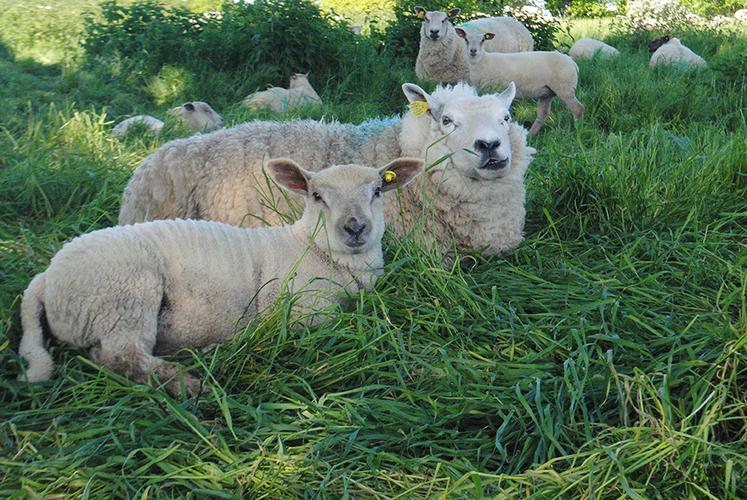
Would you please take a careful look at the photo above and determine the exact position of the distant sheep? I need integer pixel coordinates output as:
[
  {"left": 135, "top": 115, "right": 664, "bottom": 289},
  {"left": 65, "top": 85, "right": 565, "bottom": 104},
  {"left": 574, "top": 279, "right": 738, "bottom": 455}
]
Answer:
[
  {"left": 649, "top": 37, "right": 706, "bottom": 69},
  {"left": 112, "top": 102, "right": 223, "bottom": 138},
  {"left": 735, "top": 9, "right": 747, "bottom": 20},
  {"left": 569, "top": 38, "right": 620, "bottom": 60},
  {"left": 458, "top": 29, "right": 583, "bottom": 136},
  {"left": 18, "top": 158, "right": 423, "bottom": 396},
  {"left": 119, "top": 82, "right": 536, "bottom": 257},
  {"left": 243, "top": 73, "right": 322, "bottom": 112},
  {"left": 648, "top": 35, "right": 671, "bottom": 52},
  {"left": 413, "top": 7, "right": 533, "bottom": 84}
]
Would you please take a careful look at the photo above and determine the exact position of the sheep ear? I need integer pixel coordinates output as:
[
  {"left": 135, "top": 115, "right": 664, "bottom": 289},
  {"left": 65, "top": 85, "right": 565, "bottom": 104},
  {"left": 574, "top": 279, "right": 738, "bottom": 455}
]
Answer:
[
  {"left": 183, "top": 102, "right": 195, "bottom": 112},
  {"left": 414, "top": 6, "right": 425, "bottom": 18},
  {"left": 447, "top": 8, "right": 460, "bottom": 18},
  {"left": 268, "top": 158, "right": 311, "bottom": 195},
  {"left": 379, "top": 158, "right": 424, "bottom": 192},
  {"left": 455, "top": 28, "right": 467, "bottom": 39},
  {"left": 402, "top": 83, "right": 442, "bottom": 120},
  {"left": 496, "top": 82, "right": 516, "bottom": 108}
]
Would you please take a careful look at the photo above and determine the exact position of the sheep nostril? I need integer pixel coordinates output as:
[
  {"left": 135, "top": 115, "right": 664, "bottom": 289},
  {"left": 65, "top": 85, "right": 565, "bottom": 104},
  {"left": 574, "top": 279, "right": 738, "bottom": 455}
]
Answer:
[{"left": 343, "top": 218, "right": 366, "bottom": 237}]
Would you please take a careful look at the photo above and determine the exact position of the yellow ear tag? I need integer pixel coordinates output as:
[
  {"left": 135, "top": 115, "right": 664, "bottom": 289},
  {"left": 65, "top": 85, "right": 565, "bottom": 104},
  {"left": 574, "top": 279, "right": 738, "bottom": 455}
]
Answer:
[
  {"left": 411, "top": 100, "right": 430, "bottom": 117},
  {"left": 417, "top": 10, "right": 425, "bottom": 18},
  {"left": 383, "top": 170, "right": 397, "bottom": 183}
]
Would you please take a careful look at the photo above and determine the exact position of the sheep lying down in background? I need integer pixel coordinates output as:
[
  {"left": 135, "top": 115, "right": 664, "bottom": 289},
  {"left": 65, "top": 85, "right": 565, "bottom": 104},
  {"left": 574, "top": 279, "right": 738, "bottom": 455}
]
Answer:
[
  {"left": 18, "top": 158, "right": 423, "bottom": 396},
  {"left": 119, "top": 82, "right": 536, "bottom": 257},
  {"left": 243, "top": 73, "right": 322, "bottom": 112},
  {"left": 112, "top": 101, "right": 224, "bottom": 138},
  {"left": 649, "top": 37, "right": 706, "bottom": 69}
]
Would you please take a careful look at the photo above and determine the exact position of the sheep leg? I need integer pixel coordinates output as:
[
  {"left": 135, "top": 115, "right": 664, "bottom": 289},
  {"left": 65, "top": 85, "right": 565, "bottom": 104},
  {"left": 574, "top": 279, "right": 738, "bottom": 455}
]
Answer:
[
  {"left": 555, "top": 92, "right": 585, "bottom": 119},
  {"left": 529, "top": 96, "right": 553, "bottom": 136}
]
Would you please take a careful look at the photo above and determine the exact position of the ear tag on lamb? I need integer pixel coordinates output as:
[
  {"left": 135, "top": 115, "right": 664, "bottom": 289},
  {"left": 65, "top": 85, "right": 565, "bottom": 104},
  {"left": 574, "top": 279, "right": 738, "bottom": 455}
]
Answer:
[
  {"left": 383, "top": 170, "right": 397, "bottom": 183},
  {"left": 411, "top": 100, "right": 430, "bottom": 117},
  {"left": 417, "top": 10, "right": 425, "bottom": 18}
]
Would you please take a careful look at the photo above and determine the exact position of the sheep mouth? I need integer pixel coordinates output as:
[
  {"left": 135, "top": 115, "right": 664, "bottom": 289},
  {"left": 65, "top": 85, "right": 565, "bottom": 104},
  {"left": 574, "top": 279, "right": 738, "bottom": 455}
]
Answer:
[
  {"left": 344, "top": 239, "right": 368, "bottom": 252},
  {"left": 429, "top": 34, "right": 441, "bottom": 41},
  {"left": 481, "top": 158, "right": 509, "bottom": 170}
]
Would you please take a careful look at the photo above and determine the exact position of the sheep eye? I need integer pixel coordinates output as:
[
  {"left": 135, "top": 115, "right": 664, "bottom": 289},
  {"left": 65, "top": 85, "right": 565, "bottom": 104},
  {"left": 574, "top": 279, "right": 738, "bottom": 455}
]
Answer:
[
  {"left": 442, "top": 116, "right": 452, "bottom": 126},
  {"left": 441, "top": 18, "right": 446, "bottom": 23},
  {"left": 373, "top": 186, "right": 382, "bottom": 198},
  {"left": 424, "top": 16, "right": 429, "bottom": 22},
  {"left": 504, "top": 114, "right": 510, "bottom": 122},
  {"left": 312, "top": 192, "right": 323, "bottom": 202}
]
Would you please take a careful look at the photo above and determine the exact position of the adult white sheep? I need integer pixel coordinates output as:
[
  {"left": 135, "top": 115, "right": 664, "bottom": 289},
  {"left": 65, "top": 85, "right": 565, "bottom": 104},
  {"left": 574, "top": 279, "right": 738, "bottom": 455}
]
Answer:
[
  {"left": 568, "top": 38, "right": 620, "bottom": 60},
  {"left": 457, "top": 29, "right": 583, "bottom": 136},
  {"left": 18, "top": 157, "right": 423, "bottom": 396},
  {"left": 119, "top": 82, "right": 535, "bottom": 256},
  {"left": 414, "top": 7, "right": 533, "bottom": 84},
  {"left": 112, "top": 101, "right": 224, "bottom": 138},
  {"left": 243, "top": 73, "right": 322, "bottom": 112},
  {"left": 649, "top": 37, "right": 707, "bottom": 69}
]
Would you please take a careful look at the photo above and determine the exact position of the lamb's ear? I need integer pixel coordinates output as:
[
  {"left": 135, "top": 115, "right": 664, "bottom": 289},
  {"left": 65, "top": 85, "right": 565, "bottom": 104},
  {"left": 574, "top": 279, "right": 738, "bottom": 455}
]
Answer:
[
  {"left": 414, "top": 6, "right": 425, "bottom": 18},
  {"left": 454, "top": 27, "right": 467, "bottom": 39},
  {"left": 402, "top": 83, "right": 442, "bottom": 120},
  {"left": 379, "top": 158, "right": 424, "bottom": 192},
  {"left": 495, "top": 82, "right": 516, "bottom": 108},
  {"left": 183, "top": 102, "right": 195, "bottom": 112},
  {"left": 447, "top": 8, "right": 461, "bottom": 18},
  {"left": 268, "top": 158, "right": 312, "bottom": 195}
]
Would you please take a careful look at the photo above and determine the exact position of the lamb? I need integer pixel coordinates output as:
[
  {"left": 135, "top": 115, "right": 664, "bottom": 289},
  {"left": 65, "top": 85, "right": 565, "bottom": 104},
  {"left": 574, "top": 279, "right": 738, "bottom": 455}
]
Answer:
[
  {"left": 648, "top": 35, "right": 671, "bottom": 52},
  {"left": 414, "top": 7, "right": 533, "bottom": 84},
  {"left": 112, "top": 102, "right": 224, "bottom": 138},
  {"left": 457, "top": 29, "right": 583, "bottom": 136},
  {"left": 118, "top": 81, "right": 536, "bottom": 257},
  {"left": 17, "top": 157, "right": 423, "bottom": 396},
  {"left": 649, "top": 37, "right": 707, "bottom": 69},
  {"left": 568, "top": 38, "right": 620, "bottom": 60},
  {"left": 243, "top": 73, "right": 322, "bottom": 112}
]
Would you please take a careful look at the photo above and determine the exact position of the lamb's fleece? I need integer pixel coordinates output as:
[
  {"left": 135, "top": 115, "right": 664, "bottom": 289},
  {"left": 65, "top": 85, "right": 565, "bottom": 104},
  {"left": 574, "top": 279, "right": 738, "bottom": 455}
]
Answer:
[
  {"left": 457, "top": 17, "right": 534, "bottom": 52},
  {"left": 568, "top": 38, "right": 619, "bottom": 60},
  {"left": 414, "top": 8, "right": 469, "bottom": 84},
  {"left": 119, "top": 82, "right": 536, "bottom": 256},
  {"left": 649, "top": 37, "right": 706, "bottom": 68},
  {"left": 243, "top": 74, "right": 322, "bottom": 112},
  {"left": 112, "top": 115, "right": 164, "bottom": 138},
  {"left": 19, "top": 158, "right": 423, "bottom": 396}
]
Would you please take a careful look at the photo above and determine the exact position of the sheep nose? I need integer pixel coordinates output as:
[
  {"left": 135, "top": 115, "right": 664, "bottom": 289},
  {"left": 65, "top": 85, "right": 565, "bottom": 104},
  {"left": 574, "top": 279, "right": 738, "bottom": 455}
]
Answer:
[
  {"left": 343, "top": 217, "right": 367, "bottom": 238},
  {"left": 470, "top": 49, "right": 477, "bottom": 55},
  {"left": 474, "top": 139, "right": 501, "bottom": 151},
  {"left": 429, "top": 29, "right": 439, "bottom": 37}
]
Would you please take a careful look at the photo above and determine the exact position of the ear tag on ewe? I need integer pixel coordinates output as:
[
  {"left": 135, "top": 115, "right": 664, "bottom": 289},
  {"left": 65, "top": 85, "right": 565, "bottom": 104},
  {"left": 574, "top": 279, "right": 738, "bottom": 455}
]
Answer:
[
  {"left": 411, "top": 101, "right": 430, "bottom": 117},
  {"left": 417, "top": 10, "right": 425, "bottom": 18},
  {"left": 383, "top": 170, "right": 397, "bottom": 183}
]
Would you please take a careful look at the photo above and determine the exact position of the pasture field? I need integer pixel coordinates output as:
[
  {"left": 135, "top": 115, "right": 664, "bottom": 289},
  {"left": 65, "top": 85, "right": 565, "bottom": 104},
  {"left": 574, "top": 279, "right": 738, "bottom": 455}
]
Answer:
[{"left": 1, "top": 1, "right": 746, "bottom": 497}]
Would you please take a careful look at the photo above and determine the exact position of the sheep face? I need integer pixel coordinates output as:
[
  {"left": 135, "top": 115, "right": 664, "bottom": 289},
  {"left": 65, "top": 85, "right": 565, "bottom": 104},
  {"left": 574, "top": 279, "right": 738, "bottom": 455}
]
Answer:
[
  {"left": 289, "top": 73, "right": 310, "bottom": 88},
  {"left": 403, "top": 82, "right": 517, "bottom": 181},
  {"left": 415, "top": 7, "right": 460, "bottom": 42},
  {"left": 268, "top": 158, "right": 423, "bottom": 254},
  {"left": 648, "top": 36, "right": 670, "bottom": 52},
  {"left": 456, "top": 29, "right": 494, "bottom": 62},
  {"left": 168, "top": 101, "right": 224, "bottom": 132}
]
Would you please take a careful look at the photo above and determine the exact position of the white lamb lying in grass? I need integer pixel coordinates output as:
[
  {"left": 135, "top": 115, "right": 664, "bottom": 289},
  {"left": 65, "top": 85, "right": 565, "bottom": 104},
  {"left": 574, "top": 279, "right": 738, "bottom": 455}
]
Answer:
[
  {"left": 119, "top": 82, "right": 536, "bottom": 257},
  {"left": 18, "top": 157, "right": 423, "bottom": 396},
  {"left": 243, "top": 73, "right": 322, "bottom": 112},
  {"left": 112, "top": 102, "right": 224, "bottom": 138},
  {"left": 457, "top": 29, "right": 583, "bottom": 136},
  {"left": 569, "top": 38, "right": 620, "bottom": 60},
  {"left": 649, "top": 37, "right": 707, "bottom": 69},
  {"left": 414, "top": 7, "right": 533, "bottom": 84}
]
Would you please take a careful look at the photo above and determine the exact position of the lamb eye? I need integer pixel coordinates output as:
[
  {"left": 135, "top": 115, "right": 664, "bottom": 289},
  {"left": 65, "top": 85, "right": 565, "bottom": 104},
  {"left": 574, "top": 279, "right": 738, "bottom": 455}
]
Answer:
[
  {"left": 504, "top": 114, "right": 510, "bottom": 122},
  {"left": 441, "top": 18, "right": 446, "bottom": 23},
  {"left": 424, "top": 16, "right": 429, "bottom": 22},
  {"left": 373, "top": 186, "right": 382, "bottom": 198},
  {"left": 442, "top": 116, "right": 452, "bottom": 126},
  {"left": 312, "top": 192, "right": 323, "bottom": 202}
]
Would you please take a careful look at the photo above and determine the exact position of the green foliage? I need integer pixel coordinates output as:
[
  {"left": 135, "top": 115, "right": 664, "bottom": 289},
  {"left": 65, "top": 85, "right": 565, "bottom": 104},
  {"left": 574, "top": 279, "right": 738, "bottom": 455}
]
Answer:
[
  {"left": 681, "top": 0, "right": 747, "bottom": 16},
  {"left": 2, "top": 6, "right": 747, "bottom": 498}
]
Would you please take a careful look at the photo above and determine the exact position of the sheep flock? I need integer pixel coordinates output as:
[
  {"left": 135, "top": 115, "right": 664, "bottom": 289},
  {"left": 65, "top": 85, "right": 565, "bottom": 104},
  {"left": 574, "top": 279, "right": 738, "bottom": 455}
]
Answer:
[{"left": 16, "top": 4, "right": 717, "bottom": 394}]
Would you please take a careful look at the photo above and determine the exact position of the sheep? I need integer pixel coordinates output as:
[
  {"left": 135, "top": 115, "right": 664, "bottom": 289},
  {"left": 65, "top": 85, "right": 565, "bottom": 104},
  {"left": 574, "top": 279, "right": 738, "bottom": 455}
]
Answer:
[
  {"left": 17, "top": 157, "right": 423, "bottom": 396},
  {"left": 568, "top": 38, "right": 620, "bottom": 60},
  {"left": 112, "top": 102, "right": 223, "bottom": 139},
  {"left": 649, "top": 37, "right": 707, "bottom": 69},
  {"left": 457, "top": 16, "right": 534, "bottom": 53},
  {"left": 735, "top": 9, "right": 747, "bottom": 21},
  {"left": 648, "top": 35, "right": 671, "bottom": 52},
  {"left": 118, "top": 81, "right": 535, "bottom": 256},
  {"left": 413, "top": 7, "right": 533, "bottom": 84},
  {"left": 243, "top": 73, "right": 322, "bottom": 112},
  {"left": 457, "top": 29, "right": 583, "bottom": 136}
]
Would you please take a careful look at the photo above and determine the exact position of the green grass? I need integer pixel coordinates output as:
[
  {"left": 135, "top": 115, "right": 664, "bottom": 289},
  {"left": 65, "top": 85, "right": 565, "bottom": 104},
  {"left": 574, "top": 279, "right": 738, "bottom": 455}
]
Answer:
[{"left": 1, "top": 4, "right": 747, "bottom": 498}]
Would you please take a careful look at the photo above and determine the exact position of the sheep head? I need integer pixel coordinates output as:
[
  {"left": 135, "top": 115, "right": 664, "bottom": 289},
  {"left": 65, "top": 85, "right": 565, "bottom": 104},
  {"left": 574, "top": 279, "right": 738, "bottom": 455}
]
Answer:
[
  {"left": 401, "top": 81, "right": 517, "bottom": 181},
  {"left": 415, "top": 8, "right": 460, "bottom": 42},
  {"left": 455, "top": 29, "right": 493, "bottom": 62},
  {"left": 268, "top": 158, "right": 423, "bottom": 255},
  {"left": 168, "top": 101, "right": 224, "bottom": 132}
]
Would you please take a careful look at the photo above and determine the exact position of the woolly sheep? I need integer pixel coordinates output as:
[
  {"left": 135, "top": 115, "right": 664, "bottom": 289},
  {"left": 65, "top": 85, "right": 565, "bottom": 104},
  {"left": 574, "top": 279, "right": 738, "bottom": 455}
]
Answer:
[
  {"left": 118, "top": 82, "right": 536, "bottom": 256},
  {"left": 457, "top": 16, "right": 534, "bottom": 53},
  {"left": 568, "top": 38, "right": 620, "bottom": 60},
  {"left": 649, "top": 37, "right": 707, "bottom": 69},
  {"left": 112, "top": 101, "right": 223, "bottom": 138},
  {"left": 413, "top": 7, "right": 533, "bottom": 84},
  {"left": 18, "top": 158, "right": 423, "bottom": 396},
  {"left": 735, "top": 9, "right": 747, "bottom": 21},
  {"left": 457, "top": 29, "right": 583, "bottom": 136},
  {"left": 243, "top": 73, "right": 322, "bottom": 112},
  {"left": 648, "top": 35, "right": 671, "bottom": 52}
]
